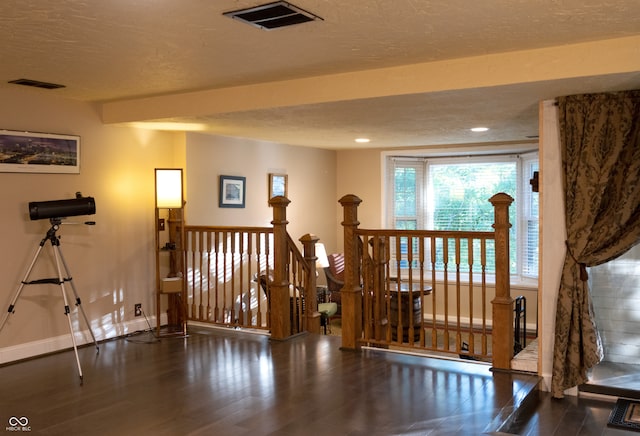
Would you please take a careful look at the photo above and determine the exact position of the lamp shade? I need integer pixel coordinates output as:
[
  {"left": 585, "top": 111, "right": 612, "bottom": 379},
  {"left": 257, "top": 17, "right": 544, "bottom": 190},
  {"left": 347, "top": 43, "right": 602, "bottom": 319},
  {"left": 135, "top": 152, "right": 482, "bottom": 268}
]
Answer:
[
  {"left": 155, "top": 168, "right": 183, "bottom": 208},
  {"left": 315, "top": 242, "right": 329, "bottom": 268}
]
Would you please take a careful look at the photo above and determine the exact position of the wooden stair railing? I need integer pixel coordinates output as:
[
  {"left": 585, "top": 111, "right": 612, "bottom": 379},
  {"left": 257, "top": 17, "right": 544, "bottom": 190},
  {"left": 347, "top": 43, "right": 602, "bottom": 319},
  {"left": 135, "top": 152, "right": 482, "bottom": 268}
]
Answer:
[
  {"left": 183, "top": 225, "right": 273, "bottom": 329},
  {"left": 358, "top": 230, "right": 495, "bottom": 360},
  {"left": 339, "top": 193, "right": 515, "bottom": 371},
  {"left": 269, "top": 196, "right": 318, "bottom": 338},
  {"left": 182, "top": 196, "right": 317, "bottom": 339}
]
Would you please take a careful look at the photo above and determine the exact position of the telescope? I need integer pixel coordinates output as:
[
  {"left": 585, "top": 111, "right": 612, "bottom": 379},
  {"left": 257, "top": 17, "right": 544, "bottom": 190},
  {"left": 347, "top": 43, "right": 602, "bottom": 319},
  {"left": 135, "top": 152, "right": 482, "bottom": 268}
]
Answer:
[
  {"left": 28, "top": 193, "right": 96, "bottom": 221},
  {"left": 2, "top": 192, "right": 99, "bottom": 381}
]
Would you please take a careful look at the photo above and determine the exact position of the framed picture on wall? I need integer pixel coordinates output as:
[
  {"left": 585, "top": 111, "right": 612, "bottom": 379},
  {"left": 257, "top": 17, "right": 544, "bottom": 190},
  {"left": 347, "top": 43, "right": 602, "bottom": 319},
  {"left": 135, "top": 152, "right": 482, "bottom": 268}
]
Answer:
[
  {"left": 0, "top": 129, "right": 80, "bottom": 174},
  {"left": 219, "top": 175, "right": 246, "bottom": 208},
  {"left": 269, "top": 173, "right": 288, "bottom": 199}
]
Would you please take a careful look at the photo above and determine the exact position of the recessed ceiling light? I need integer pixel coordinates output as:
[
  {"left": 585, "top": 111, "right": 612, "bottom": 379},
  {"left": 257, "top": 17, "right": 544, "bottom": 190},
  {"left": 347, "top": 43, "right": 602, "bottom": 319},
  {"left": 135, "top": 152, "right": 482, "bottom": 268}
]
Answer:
[
  {"left": 355, "top": 138, "right": 370, "bottom": 143},
  {"left": 470, "top": 127, "right": 489, "bottom": 132}
]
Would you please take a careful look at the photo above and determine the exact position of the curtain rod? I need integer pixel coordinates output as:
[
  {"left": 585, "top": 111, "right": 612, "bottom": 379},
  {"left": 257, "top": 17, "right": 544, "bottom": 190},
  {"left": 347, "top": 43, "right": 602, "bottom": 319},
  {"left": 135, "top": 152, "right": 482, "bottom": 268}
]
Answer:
[{"left": 392, "top": 149, "right": 539, "bottom": 160}]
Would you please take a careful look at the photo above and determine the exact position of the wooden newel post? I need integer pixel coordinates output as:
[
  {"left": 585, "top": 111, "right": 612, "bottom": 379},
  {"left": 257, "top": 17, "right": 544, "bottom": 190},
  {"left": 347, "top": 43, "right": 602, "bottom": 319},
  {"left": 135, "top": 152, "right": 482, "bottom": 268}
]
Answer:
[
  {"left": 489, "top": 192, "right": 514, "bottom": 370},
  {"left": 339, "top": 194, "right": 363, "bottom": 351},
  {"left": 269, "top": 195, "right": 291, "bottom": 340},
  {"left": 300, "top": 233, "right": 321, "bottom": 334}
]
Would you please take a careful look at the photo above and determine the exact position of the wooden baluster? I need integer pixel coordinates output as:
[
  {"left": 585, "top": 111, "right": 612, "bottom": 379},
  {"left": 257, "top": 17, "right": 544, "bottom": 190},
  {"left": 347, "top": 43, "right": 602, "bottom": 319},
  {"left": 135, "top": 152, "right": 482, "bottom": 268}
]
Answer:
[
  {"left": 290, "top": 253, "right": 298, "bottom": 334},
  {"left": 179, "top": 228, "right": 189, "bottom": 325},
  {"left": 190, "top": 230, "right": 196, "bottom": 321},
  {"left": 236, "top": 231, "right": 243, "bottom": 326},
  {"left": 238, "top": 231, "right": 245, "bottom": 326},
  {"left": 481, "top": 238, "right": 488, "bottom": 356},
  {"left": 254, "top": 232, "right": 262, "bottom": 327},
  {"left": 361, "top": 235, "right": 371, "bottom": 340},
  {"left": 214, "top": 231, "right": 220, "bottom": 323},
  {"left": 190, "top": 229, "right": 197, "bottom": 321},
  {"left": 244, "top": 232, "right": 251, "bottom": 327},
  {"left": 222, "top": 231, "right": 229, "bottom": 323},
  {"left": 383, "top": 235, "right": 392, "bottom": 342},
  {"left": 406, "top": 235, "right": 414, "bottom": 344},
  {"left": 246, "top": 232, "right": 254, "bottom": 328},
  {"left": 455, "top": 237, "right": 461, "bottom": 354},
  {"left": 467, "top": 237, "right": 475, "bottom": 356},
  {"left": 206, "top": 231, "right": 212, "bottom": 321},
  {"left": 419, "top": 236, "right": 425, "bottom": 346},
  {"left": 263, "top": 231, "right": 272, "bottom": 329},
  {"left": 362, "top": 235, "right": 371, "bottom": 340},
  {"left": 370, "top": 235, "right": 386, "bottom": 342},
  {"left": 430, "top": 236, "right": 438, "bottom": 349},
  {"left": 230, "top": 231, "right": 237, "bottom": 325},
  {"left": 394, "top": 235, "right": 402, "bottom": 342},
  {"left": 198, "top": 230, "right": 204, "bottom": 321},
  {"left": 442, "top": 237, "right": 449, "bottom": 351}
]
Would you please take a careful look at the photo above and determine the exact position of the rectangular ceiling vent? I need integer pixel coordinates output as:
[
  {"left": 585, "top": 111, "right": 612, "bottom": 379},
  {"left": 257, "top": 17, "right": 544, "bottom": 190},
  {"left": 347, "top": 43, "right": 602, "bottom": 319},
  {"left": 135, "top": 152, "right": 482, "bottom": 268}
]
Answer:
[
  {"left": 8, "top": 78, "right": 65, "bottom": 90},
  {"left": 223, "top": 1, "right": 323, "bottom": 30}
]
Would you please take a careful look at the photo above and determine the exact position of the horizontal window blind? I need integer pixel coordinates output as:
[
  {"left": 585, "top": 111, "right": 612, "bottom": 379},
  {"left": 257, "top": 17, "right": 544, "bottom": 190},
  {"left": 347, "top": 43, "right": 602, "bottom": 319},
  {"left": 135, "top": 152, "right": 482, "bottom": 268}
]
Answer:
[
  {"left": 427, "top": 159, "right": 516, "bottom": 232},
  {"left": 386, "top": 153, "right": 538, "bottom": 279}
]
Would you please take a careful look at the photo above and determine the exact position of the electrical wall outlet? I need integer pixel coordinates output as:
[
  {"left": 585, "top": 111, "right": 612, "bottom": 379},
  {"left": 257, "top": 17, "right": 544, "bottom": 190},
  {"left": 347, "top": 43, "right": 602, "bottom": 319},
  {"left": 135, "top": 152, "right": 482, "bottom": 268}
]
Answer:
[{"left": 134, "top": 303, "right": 142, "bottom": 317}]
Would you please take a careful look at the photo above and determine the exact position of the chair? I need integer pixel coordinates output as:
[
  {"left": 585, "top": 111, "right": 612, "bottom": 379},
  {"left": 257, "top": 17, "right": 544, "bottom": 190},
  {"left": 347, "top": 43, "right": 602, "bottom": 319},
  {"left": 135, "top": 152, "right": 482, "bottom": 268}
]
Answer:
[
  {"left": 255, "top": 270, "right": 273, "bottom": 299},
  {"left": 318, "top": 301, "right": 338, "bottom": 334},
  {"left": 257, "top": 270, "right": 337, "bottom": 335},
  {"left": 255, "top": 270, "right": 305, "bottom": 334},
  {"left": 324, "top": 253, "right": 345, "bottom": 311}
]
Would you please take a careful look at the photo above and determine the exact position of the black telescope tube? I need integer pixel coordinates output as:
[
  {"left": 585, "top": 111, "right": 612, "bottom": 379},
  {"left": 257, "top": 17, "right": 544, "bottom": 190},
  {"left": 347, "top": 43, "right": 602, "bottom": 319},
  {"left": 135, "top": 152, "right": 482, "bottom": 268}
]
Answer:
[{"left": 29, "top": 196, "right": 96, "bottom": 221}]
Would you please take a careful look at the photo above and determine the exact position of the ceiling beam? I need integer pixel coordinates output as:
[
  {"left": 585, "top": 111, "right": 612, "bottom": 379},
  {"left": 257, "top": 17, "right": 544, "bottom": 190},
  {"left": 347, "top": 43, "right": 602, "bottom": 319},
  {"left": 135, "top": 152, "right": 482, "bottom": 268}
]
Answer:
[{"left": 101, "top": 35, "right": 640, "bottom": 124}]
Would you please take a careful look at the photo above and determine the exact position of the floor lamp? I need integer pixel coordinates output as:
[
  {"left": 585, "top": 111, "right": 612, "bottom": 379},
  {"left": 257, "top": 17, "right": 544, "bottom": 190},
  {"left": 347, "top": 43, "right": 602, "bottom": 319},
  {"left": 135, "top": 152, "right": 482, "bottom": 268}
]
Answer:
[{"left": 155, "top": 168, "right": 187, "bottom": 337}]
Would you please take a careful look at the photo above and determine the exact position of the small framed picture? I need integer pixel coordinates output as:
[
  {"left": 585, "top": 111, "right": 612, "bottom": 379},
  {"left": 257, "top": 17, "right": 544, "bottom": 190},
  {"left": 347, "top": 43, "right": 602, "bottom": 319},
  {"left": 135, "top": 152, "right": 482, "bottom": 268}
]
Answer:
[
  {"left": 219, "top": 175, "right": 246, "bottom": 208},
  {"left": 269, "top": 173, "right": 288, "bottom": 199}
]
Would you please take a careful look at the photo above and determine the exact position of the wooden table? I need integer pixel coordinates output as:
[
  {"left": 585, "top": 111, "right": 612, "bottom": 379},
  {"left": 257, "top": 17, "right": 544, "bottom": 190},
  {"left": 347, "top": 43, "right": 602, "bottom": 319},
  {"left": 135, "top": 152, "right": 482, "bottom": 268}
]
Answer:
[{"left": 388, "top": 281, "right": 432, "bottom": 342}]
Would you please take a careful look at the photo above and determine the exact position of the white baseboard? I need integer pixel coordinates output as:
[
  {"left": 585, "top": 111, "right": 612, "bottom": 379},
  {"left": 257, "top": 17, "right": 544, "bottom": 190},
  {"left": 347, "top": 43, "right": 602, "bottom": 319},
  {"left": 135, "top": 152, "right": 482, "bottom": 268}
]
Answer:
[
  {"left": 0, "top": 316, "right": 156, "bottom": 365},
  {"left": 578, "top": 390, "right": 619, "bottom": 402},
  {"left": 423, "top": 312, "right": 537, "bottom": 336}
]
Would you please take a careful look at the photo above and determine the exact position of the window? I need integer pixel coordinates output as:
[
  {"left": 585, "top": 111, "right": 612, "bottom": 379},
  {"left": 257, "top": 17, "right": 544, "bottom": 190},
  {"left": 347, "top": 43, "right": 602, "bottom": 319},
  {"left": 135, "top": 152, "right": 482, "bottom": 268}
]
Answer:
[{"left": 387, "top": 152, "right": 539, "bottom": 279}]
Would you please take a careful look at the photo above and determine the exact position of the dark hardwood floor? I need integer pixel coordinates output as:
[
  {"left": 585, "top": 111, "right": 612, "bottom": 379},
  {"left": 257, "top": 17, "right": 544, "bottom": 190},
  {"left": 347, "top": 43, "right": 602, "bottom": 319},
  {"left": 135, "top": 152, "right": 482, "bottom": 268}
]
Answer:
[{"left": 0, "top": 326, "right": 635, "bottom": 435}]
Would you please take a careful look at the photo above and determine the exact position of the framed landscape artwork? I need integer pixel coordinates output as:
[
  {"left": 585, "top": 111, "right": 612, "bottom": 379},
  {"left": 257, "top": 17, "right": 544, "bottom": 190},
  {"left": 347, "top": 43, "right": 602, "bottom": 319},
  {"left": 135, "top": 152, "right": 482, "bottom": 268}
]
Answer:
[
  {"left": 0, "top": 130, "right": 80, "bottom": 174},
  {"left": 219, "top": 175, "right": 246, "bottom": 208}
]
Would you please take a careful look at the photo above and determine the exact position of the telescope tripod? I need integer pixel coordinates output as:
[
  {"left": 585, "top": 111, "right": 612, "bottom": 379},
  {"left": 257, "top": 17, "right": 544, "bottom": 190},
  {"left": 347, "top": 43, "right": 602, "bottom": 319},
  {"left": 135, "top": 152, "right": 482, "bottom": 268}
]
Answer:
[{"left": 0, "top": 218, "right": 99, "bottom": 381}]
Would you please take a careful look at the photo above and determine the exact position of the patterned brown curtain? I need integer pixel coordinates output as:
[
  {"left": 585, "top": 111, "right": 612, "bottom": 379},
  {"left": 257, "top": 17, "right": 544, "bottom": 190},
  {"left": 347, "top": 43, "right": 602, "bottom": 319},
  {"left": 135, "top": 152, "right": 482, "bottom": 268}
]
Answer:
[{"left": 552, "top": 90, "right": 640, "bottom": 398}]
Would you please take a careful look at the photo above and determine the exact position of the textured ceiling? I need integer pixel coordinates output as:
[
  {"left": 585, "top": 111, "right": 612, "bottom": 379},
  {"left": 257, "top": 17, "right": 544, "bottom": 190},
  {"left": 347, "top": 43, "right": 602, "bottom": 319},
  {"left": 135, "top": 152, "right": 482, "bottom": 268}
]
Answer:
[{"left": 2, "top": 0, "right": 640, "bottom": 149}]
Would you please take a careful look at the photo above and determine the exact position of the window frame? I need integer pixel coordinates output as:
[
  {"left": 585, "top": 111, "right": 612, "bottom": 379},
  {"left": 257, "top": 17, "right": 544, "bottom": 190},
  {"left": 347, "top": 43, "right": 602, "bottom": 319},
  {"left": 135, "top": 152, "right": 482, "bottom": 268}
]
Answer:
[{"left": 385, "top": 151, "right": 539, "bottom": 282}]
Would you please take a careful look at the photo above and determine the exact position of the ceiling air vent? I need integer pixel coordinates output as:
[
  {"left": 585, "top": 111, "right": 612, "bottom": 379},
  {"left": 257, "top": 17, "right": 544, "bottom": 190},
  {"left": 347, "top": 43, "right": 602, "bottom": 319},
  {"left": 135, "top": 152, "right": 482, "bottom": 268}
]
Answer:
[
  {"left": 8, "top": 79, "right": 65, "bottom": 90},
  {"left": 223, "top": 1, "right": 323, "bottom": 30}
]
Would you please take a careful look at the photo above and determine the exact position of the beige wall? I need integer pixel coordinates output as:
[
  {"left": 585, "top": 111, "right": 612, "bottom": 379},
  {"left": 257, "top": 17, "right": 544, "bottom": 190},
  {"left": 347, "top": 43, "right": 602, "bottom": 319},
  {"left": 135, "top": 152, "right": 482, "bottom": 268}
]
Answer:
[
  {"left": 185, "top": 132, "right": 338, "bottom": 253},
  {"left": 335, "top": 148, "right": 384, "bottom": 249},
  {"left": 0, "top": 87, "right": 183, "bottom": 362}
]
